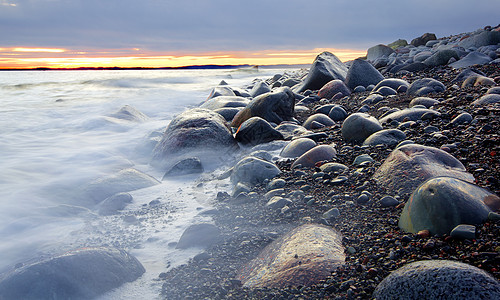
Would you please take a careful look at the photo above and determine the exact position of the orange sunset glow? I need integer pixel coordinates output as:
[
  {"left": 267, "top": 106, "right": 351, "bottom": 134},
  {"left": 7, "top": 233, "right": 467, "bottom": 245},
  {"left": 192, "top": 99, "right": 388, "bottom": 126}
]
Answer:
[{"left": 0, "top": 47, "right": 366, "bottom": 69}]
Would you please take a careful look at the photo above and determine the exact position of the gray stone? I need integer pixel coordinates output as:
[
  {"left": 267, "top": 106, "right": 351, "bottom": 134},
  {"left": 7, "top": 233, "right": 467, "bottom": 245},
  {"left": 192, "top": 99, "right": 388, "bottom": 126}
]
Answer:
[
  {"left": 353, "top": 86, "right": 366, "bottom": 93},
  {"left": 250, "top": 80, "right": 271, "bottom": 97},
  {"left": 450, "top": 112, "right": 473, "bottom": 126},
  {"left": 422, "top": 50, "right": 459, "bottom": 67},
  {"left": 267, "top": 178, "right": 286, "bottom": 190},
  {"left": 199, "top": 96, "right": 249, "bottom": 110},
  {"left": 486, "top": 86, "right": 500, "bottom": 95},
  {"left": 373, "top": 144, "right": 475, "bottom": 195},
  {"left": 323, "top": 208, "right": 340, "bottom": 220},
  {"left": 206, "top": 86, "right": 235, "bottom": 99},
  {"left": 450, "top": 51, "right": 493, "bottom": 68},
  {"left": 176, "top": 223, "right": 221, "bottom": 249},
  {"left": 231, "top": 87, "right": 295, "bottom": 128},
  {"left": 314, "top": 104, "right": 335, "bottom": 115},
  {"left": 472, "top": 93, "right": 500, "bottom": 106},
  {"left": 328, "top": 105, "right": 348, "bottom": 121},
  {"left": 266, "top": 196, "right": 292, "bottom": 210},
  {"left": 317, "top": 79, "right": 350, "bottom": 100},
  {"left": 345, "top": 58, "right": 384, "bottom": 90},
  {"left": 406, "top": 78, "right": 445, "bottom": 96},
  {"left": 152, "top": 108, "right": 237, "bottom": 169},
  {"left": 413, "top": 51, "right": 433, "bottom": 62},
  {"left": 0, "top": 247, "right": 145, "bottom": 300},
  {"left": 379, "top": 108, "right": 440, "bottom": 124},
  {"left": 373, "top": 78, "right": 410, "bottom": 93},
  {"left": 280, "top": 138, "right": 317, "bottom": 158},
  {"left": 341, "top": 113, "right": 383, "bottom": 144},
  {"left": 374, "top": 86, "right": 397, "bottom": 96},
  {"left": 214, "top": 107, "right": 241, "bottom": 122},
  {"left": 450, "top": 224, "right": 476, "bottom": 240},
  {"left": 367, "top": 44, "right": 395, "bottom": 61},
  {"left": 235, "top": 117, "right": 284, "bottom": 146},
  {"left": 379, "top": 195, "right": 399, "bottom": 207},
  {"left": 281, "top": 78, "right": 301, "bottom": 87},
  {"left": 373, "top": 260, "right": 500, "bottom": 300},
  {"left": 162, "top": 157, "right": 203, "bottom": 178},
  {"left": 302, "top": 113, "right": 335, "bottom": 130},
  {"left": 319, "top": 162, "right": 348, "bottom": 173},
  {"left": 411, "top": 33, "right": 437, "bottom": 47},
  {"left": 399, "top": 177, "right": 499, "bottom": 235},
  {"left": 458, "top": 30, "right": 500, "bottom": 49},
  {"left": 409, "top": 97, "right": 439, "bottom": 108},
  {"left": 98, "top": 192, "right": 133, "bottom": 216},
  {"left": 238, "top": 224, "right": 344, "bottom": 288},
  {"left": 294, "top": 52, "right": 348, "bottom": 93},
  {"left": 109, "top": 105, "right": 148, "bottom": 122},
  {"left": 362, "top": 94, "right": 384, "bottom": 105},
  {"left": 353, "top": 154, "right": 374, "bottom": 166},
  {"left": 231, "top": 156, "right": 281, "bottom": 187},
  {"left": 363, "top": 129, "right": 406, "bottom": 147},
  {"left": 292, "top": 145, "right": 337, "bottom": 169},
  {"left": 274, "top": 123, "right": 310, "bottom": 140}
]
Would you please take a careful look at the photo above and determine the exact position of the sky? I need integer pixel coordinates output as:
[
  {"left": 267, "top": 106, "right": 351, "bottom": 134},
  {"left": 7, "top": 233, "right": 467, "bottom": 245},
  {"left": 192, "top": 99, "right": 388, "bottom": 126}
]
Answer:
[{"left": 1, "top": 0, "right": 499, "bottom": 68}]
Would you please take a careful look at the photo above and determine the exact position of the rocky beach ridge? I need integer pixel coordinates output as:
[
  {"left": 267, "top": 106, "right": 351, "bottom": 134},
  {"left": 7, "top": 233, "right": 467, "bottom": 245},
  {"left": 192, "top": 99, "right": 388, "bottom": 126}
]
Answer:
[{"left": 0, "top": 25, "right": 499, "bottom": 299}]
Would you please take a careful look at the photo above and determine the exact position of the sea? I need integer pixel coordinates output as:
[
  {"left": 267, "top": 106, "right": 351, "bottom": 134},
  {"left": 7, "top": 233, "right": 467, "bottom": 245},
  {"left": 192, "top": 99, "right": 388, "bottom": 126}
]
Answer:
[{"left": 0, "top": 67, "right": 298, "bottom": 299}]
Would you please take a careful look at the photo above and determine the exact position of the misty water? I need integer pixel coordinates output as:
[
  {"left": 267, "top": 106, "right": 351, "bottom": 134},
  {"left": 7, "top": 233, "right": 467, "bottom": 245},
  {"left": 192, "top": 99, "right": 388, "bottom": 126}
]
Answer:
[{"left": 0, "top": 68, "right": 292, "bottom": 298}]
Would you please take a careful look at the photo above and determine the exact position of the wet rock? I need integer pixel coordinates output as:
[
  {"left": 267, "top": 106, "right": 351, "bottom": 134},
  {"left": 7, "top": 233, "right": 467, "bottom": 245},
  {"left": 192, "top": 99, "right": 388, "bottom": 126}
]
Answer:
[
  {"left": 373, "top": 78, "right": 409, "bottom": 93},
  {"left": 379, "top": 195, "right": 399, "bottom": 208},
  {"left": 231, "top": 87, "right": 295, "bottom": 128},
  {"left": 363, "top": 129, "right": 406, "bottom": 147},
  {"left": 109, "top": 105, "right": 148, "bottom": 122},
  {"left": 373, "top": 144, "right": 474, "bottom": 195},
  {"left": 214, "top": 107, "right": 241, "bottom": 122},
  {"left": 294, "top": 52, "right": 348, "bottom": 93},
  {"left": 176, "top": 223, "right": 221, "bottom": 249},
  {"left": 274, "top": 122, "right": 310, "bottom": 140},
  {"left": 345, "top": 58, "right": 384, "bottom": 90},
  {"left": 280, "top": 138, "right": 317, "bottom": 158},
  {"left": 341, "top": 113, "right": 383, "bottom": 144},
  {"left": 302, "top": 113, "right": 336, "bottom": 130},
  {"left": 450, "top": 224, "right": 476, "bottom": 239},
  {"left": 292, "top": 145, "right": 337, "bottom": 169},
  {"left": 450, "top": 51, "right": 493, "bottom": 68},
  {"left": 162, "top": 157, "right": 203, "bottom": 178},
  {"left": 472, "top": 94, "right": 500, "bottom": 106},
  {"left": 231, "top": 156, "right": 281, "bottom": 187},
  {"left": 374, "top": 260, "right": 500, "bottom": 299},
  {"left": 199, "top": 96, "right": 249, "bottom": 110},
  {"left": 238, "top": 224, "right": 344, "bottom": 288},
  {"left": 97, "top": 192, "right": 133, "bottom": 216},
  {"left": 317, "top": 79, "right": 350, "bottom": 99},
  {"left": 367, "top": 44, "right": 395, "bottom": 61},
  {"left": 152, "top": 108, "right": 237, "bottom": 169},
  {"left": 406, "top": 78, "right": 445, "bottom": 96},
  {"left": 486, "top": 86, "right": 500, "bottom": 95},
  {"left": 379, "top": 107, "right": 440, "bottom": 124},
  {"left": 328, "top": 105, "right": 348, "bottom": 122},
  {"left": 235, "top": 117, "right": 284, "bottom": 146},
  {"left": 0, "top": 247, "right": 145, "bottom": 300},
  {"left": 399, "top": 177, "right": 498, "bottom": 235},
  {"left": 409, "top": 97, "right": 439, "bottom": 108}
]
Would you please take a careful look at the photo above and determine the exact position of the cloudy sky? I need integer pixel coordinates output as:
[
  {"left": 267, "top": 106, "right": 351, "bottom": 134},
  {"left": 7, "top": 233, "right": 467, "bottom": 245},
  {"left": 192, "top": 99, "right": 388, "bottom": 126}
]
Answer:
[{"left": 1, "top": 0, "right": 499, "bottom": 68}]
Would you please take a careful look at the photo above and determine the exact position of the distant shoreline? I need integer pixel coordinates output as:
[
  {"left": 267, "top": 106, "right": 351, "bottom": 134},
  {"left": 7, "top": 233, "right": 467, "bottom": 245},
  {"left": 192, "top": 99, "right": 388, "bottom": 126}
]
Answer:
[{"left": 0, "top": 64, "right": 311, "bottom": 71}]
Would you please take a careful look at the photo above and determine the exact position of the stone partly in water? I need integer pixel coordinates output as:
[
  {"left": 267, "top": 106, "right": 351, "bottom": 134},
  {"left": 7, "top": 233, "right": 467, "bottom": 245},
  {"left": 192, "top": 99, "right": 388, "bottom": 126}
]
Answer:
[
  {"left": 109, "top": 105, "right": 149, "bottom": 122},
  {"left": 199, "top": 96, "right": 249, "bottom": 111},
  {"left": 0, "top": 247, "right": 145, "bottom": 300},
  {"left": 176, "top": 223, "right": 221, "bottom": 249},
  {"left": 345, "top": 58, "right": 384, "bottom": 90},
  {"left": 317, "top": 79, "right": 351, "bottom": 99},
  {"left": 294, "top": 52, "right": 348, "bottom": 93},
  {"left": 373, "top": 144, "right": 474, "bottom": 195},
  {"left": 231, "top": 87, "right": 295, "bottom": 128},
  {"left": 406, "top": 78, "right": 445, "bottom": 96},
  {"left": 162, "top": 157, "right": 204, "bottom": 178},
  {"left": 238, "top": 224, "right": 344, "bottom": 289},
  {"left": 152, "top": 108, "right": 237, "bottom": 169},
  {"left": 97, "top": 192, "right": 133, "bottom": 216},
  {"left": 373, "top": 260, "right": 500, "bottom": 300},
  {"left": 341, "top": 113, "right": 383, "bottom": 144},
  {"left": 234, "top": 117, "right": 284, "bottom": 146},
  {"left": 280, "top": 138, "right": 317, "bottom": 158},
  {"left": 230, "top": 156, "right": 281, "bottom": 187},
  {"left": 292, "top": 145, "right": 337, "bottom": 169},
  {"left": 399, "top": 176, "right": 499, "bottom": 235}
]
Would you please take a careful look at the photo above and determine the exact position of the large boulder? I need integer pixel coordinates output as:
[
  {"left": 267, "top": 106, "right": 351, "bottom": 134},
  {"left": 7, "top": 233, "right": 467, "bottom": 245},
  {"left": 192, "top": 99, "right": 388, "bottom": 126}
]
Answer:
[
  {"left": 345, "top": 58, "right": 384, "bottom": 90},
  {"left": 399, "top": 177, "right": 499, "bottom": 235},
  {"left": 374, "top": 260, "right": 500, "bottom": 300},
  {"left": 379, "top": 107, "right": 441, "bottom": 123},
  {"left": 230, "top": 156, "right": 281, "bottom": 187},
  {"left": 294, "top": 52, "right": 348, "bottom": 93},
  {"left": 341, "top": 113, "right": 383, "bottom": 144},
  {"left": 280, "top": 138, "right": 317, "bottom": 158},
  {"left": 458, "top": 30, "right": 500, "bottom": 49},
  {"left": 292, "top": 145, "right": 337, "bottom": 169},
  {"left": 234, "top": 117, "right": 284, "bottom": 146},
  {"left": 238, "top": 224, "right": 344, "bottom": 288},
  {"left": 422, "top": 49, "right": 459, "bottom": 67},
  {"left": 0, "top": 247, "right": 145, "bottom": 300},
  {"left": 231, "top": 87, "right": 295, "bottom": 128},
  {"left": 406, "top": 78, "right": 445, "bottom": 96},
  {"left": 317, "top": 79, "right": 351, "bottom": 99},
  {"left": 411, "top": 33, "right": 437, "bottom": 47},
  {"left": 373, "top": 144, "right": 474, "bottom": 195},
  {"left": 450, "top": 51, "right": 493, "bottom": 69},
  {"left": 152, "top": 108, "right": 237, "bottom": 169},
  {"left": 367, "top": 44, "right": 395, "bottom": 61}
]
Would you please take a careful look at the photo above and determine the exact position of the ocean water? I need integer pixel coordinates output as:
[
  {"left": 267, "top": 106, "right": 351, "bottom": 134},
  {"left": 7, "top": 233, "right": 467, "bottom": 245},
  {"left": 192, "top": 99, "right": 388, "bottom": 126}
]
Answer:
[{"left": 0, "top": 68, "right": 295, "bottom": 298}]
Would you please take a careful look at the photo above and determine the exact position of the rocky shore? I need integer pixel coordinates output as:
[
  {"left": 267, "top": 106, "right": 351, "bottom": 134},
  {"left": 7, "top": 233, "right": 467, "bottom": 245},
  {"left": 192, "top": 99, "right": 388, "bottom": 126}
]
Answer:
[{"left": 158, "top": 26, "right": 500, "bottom": 299}]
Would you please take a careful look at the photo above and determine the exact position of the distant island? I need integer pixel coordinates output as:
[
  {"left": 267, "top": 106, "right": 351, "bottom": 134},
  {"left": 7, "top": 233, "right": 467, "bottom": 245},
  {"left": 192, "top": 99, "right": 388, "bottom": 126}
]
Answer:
[{"left": 0, "top": 64, "right": 311, "bottom": 71}]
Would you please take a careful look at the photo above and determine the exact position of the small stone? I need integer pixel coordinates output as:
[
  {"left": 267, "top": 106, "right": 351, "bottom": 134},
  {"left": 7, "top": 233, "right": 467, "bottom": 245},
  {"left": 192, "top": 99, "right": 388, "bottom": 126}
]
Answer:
[
  {"left": 323, "top": 208, "right": 340, "bottom": 220},
  {"left": 379, "top": 196, "right": 399, "bottom": 207},
  {"left": 450, "top": 224, "right": 476, "bottom": 239}
]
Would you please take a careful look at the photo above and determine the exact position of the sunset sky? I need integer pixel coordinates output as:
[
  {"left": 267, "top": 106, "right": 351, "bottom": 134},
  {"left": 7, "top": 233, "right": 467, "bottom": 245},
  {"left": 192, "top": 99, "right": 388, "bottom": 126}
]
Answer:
[{"left": 1, "top": 0, "right": 499, "bottom": 69}]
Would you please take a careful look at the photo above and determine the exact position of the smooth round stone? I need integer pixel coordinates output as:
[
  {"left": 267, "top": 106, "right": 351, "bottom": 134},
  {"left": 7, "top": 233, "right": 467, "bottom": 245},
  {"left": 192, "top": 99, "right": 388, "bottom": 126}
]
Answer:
[
  {"left": 345, "top": 58, "right": 384, "bottom": 90},
  {"left": 319, "top": 162, "right": 348, "bottom": 173},
  {"left": 356, "top": 194, "right": 369, "bottom": 205},
  {"left": 422, "top": 49, "right": 459, "bottom": 67},
  {"left": 379, "top": 108, "right": 440, "bottom": 124},
  {"left": 264, "top": 188, "right": 285, "bottom": 199},
  {"left": 323, "top": 208, "right": 340, "bottom": 220},
  {"left": 450, "top": 51, "right": 493, "bottom": 69},
  {"left": 406, "top": 78, "right": 445, "bottom": 96},
  {"left": 214, "top": 107, "right": 242, "bottom": 121},
  {"left": 200, "top": 96, "right": 249, "bottom": 110},
  {"left": 274, "top": 123, "right": 310, "bottom": 140},
  {"left": 292, "top": 145, "right": 337, "bottom": 169},
  {"left": 353, "top": 154, "right": 374, "bottom": 166},
  {"left": 249, "top": 80, "right": 271, "bottom": 97},
  {"left": 450, "top": 112, "right": 473, "bottom": 126},
  {"left": 353, "top": 86, "right": 366, "bottom": 93},
  {"left": 375, "top": 86, "right": 397, "bottom": 96},
  {"left": 367, "top": 44, "right": 395, "bottom": 61},
  {"left": 163, "top": 157, "right": 203, "bottom": 178},
  {"left": 98, "top": 192, "right": 133, "bottom": 216},
  {"left": 176, "top": 223, "right": 221, "bottom": 249},
  {"left": 399, "top": 177, "right": 499, "bottom": 235},
  {"left": 266, "top": 196, "right": 292, "bottom": 210},
  {"left": 341, "top": 113, "right": 383, "bottom": 144},
  {"left": 267, "top": 178, "right": 286, "bottom": 191},
  {"left": 206, "top": 86, "right": 235, "bottom": 99},
  {"left": 109, "top": 105, "right": 149, "bottom": 122},
  {"left": 373, "top": 260, "right": 500, "bottom": 300},
  {"left": 362, "top": 94, "right": 384, "bottom": 105},
  {"left": 280, "top": 138, "right": 317, "bottom": 158},
  {"left": 450, "top": 224, "right": 476, "bottom": 240},
  {"left": 314, "top": 104, "right": 335, "bottom": 115},
  {"left": 328, "top": 105, "right": 348, "bottom": 121},
  {"left": 409, "top": 97, "right": 439, "bottom": 108},
  {"left": 379, "top": 195, "right": 399, "bottom": 207},
  {"left": 423, "top": 125, "right": 439, "bottom": 133},
  {"left": 231, "top": 156, "right": 281, "bottom": 187},
  {"left": 486, "top": 86, "right": 500, "bottom": 95},
  {"left": 472, "top": 93, "right": 500, "bottom": 106},
  {"left": 366, "top": 84, "right": 375, "bottom": 91},
  {"left": 302, "top": 113, "right": 335, "bottom": 130},
  {"left": 235, "top": 117, "right": 284, "bottom": 146},
  {"left": 373, "top": 78, "right": 410, "bottom": 93},
  {"left": 363, "top": 129, "right": 406, "bottom": 147},
  {"left": 317, "top": 79, "right": 351, "bottom": 99}
]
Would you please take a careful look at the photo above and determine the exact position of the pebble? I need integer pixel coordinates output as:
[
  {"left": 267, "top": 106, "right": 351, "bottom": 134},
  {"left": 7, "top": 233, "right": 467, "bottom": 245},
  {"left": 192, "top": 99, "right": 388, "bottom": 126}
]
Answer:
[{"left": 450, "top": 224, "right": 476, "bottom": 239}]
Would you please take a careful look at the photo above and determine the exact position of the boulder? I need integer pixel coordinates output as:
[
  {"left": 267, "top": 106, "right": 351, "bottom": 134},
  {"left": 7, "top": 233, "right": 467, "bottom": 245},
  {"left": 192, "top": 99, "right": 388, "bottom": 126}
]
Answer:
[
  {"left": 231, "top": 87, "right": 295, "bottom": 128},
  {"left": 176, "top": 223, "right": 221, "bottom": 249},
  {"left": 302, "top": 113, "right": 336, "bottom": 130},
  {"left": 249, "top": 80, "right": 271, "bottom": 97},
  {"left": 235, "top": 117, "right": 284, "bottom": 146},
  {"left": 317, "top": 79, "right": 351, "bottom": 99},
  {"left": 294, "top": 52, "right": 348, "bottom": 93},
  {"left": 231, "top": 156, "right": 281, "bottom": 187},
  {"left": 388, "top": 39, "right": 408, "bottom": 49},
  {"left": 422, "top": 50, "right": 459, "bottom": 67},
  {"left": 81, "top": 168, "right": 160, "bottom": 206},
  {"left": 292, "top": 145, "right": 337, "bottom": 168},
  {"left": 379, "top": 107, "right": 441, "bottom": 123},
  {"left": 373, "top": 260, "right": 500, "bottom": 300},
  {"left": 409, "top": 97, "right": 439, "bottom": 108},
  {"left": 274, "top": 123, "right": 310, "bottom": 140},
  {"left": 199, "top": 96, "right": 249, "bottom": 110},
  {"left": 97, "top": 192, "right": 133, "bottom": 216},
  {"left": 206, "top": 86, "right": 235, "bottom": 100},
  {"left": 280, "top": 138, "right": 317, "bottom": 158},
  {"left": 373, "top": 144, "right": 474, "bottom": 195},
  {"left": 472, "top": 94, "right": 500, "bottom": 106},
  {"left": 411, "top": 33, "right": 437, "bottom": 47},
  {"left": 109, "top": 105, "right": 148, "bottom": 122},
  {"left": 341, "top": 113, "right": 383, "bottom": 144},
  {"left": 406, "top": 78, "right": 445, "bottom": 96},
  {"left": 238, "top": 224, "right": 344, "bottom": 288},
  {"left": 399, "top": 177, "right": 499, "bottom": 235},
  {"left": 214, "top": 107, "right": 241, "bottom": 121},
  {"left": 363, "top": 129, "right": 406, "bottom": 147},
  {"left": 373, "top": 78, "right": 409, "bottom": 93},
  {"left": 162, "top": 157, "right": 203, "bottom": 178},
  {"left": 0, "top": 247, "right": 145, "bottom": 300},
  {"left": 152, "top": 108, "right": 237, "bottom": 169},
  {"left": 367, "top": 44, "right": 395, "bottom": 61},
  {"left": 450, "top": 51, "right": 493, "bottom": 68},
  {"left": 345, "top": 58, "right": 384, "bottom": 90},
  {"left": 458, "top": 30, "right": 500, "bottom": 49}
]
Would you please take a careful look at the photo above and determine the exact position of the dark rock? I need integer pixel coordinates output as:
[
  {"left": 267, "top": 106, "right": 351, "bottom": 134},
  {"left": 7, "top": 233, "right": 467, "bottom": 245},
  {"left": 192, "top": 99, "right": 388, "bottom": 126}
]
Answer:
[
  {"left": 280, "top": 138, "right": 317, "bottom": 158},
  {"left": 472, "top": 94, "right": 500, "bottom": 106},
  {"left": 234, "top": 117, "right": 284, "bottom": 146},
  {"left": 292, "top": 145, "right": 337, "bottom": 169},
  {"left": 162, "top": 157, "right": 203, "bottom": 178},
  {"left": 367, "top": 44, "right": 395, "bottom": 61},
  {"left": 0, "top": 247, "right": 145, "bottom": 300},
  {"left": 318, "top": 79, "right": 351, "bottom": 99},
  {"left": 363, "top": 129, "right": 406, "bottom": 147},
  {"left": 328, "top": 105, "right": 348, "bottom": 121},
  {"left": 319, "top": 162, "right": 348, "bottom": 173},
  {"left": 345, "top": 58, "right": 384, "bottom": 90},
  {"left": 176, "top": 223, "right": 221, "bottom": 249},
  {"left": 199, "top": 96, "right": 249, "bottom": 110},
  {"left": 274, "top": 122, "right": 310, "bottom": 140},
  {"left": 231, "top": 156, "right": 281, "bottom": 187},
  {"left": 422, "top": 50, "right": 459, "bottom": 67},
  {"left": 450, "top": 224, "right": 476, "bottom": 239},
  {"left": 458, "top": 30, "right": 500, "bottom": 49},
  {"left": 206, "top": 86, "right": 235, "bottom": 100},
  {"left": 302, "top": 113, "right": 336, "bottom": 130},
  {"left": 238, "top": 224, "right": 344, "bottom": 288},
  {"left": 249, "top": 80, "right": 271, "bottom": 97},
  {"left": 450, "top": 112, "right": 473, "bottom": 126},
  {"left": 406, "top": 78, "right": 445, "bottom": 96},
  {"left": 450, "top": 51, "right": 493, "bottom": 68},
  {"left": 379, "top": 195, "right": 399, "bottom": 208},
  {"left": 373, "top": 78, "right": 409, "bottom": 93},
  {"left": 411, "top": 33, "right": 437, "bottom": 47},
  {"left": 380, "top": 108, "right": 440, "bottom": 123},
  {"left": 374, "top": 86, "right": 397, "bottom": 96},
  {"left": 341, "top": 113, "right": 383, "bottom": 144},
  {"left": 214, "top": 107, "right": 241, "bottom": 121},
  {"left": 294, "top": 52, "right": 348, "bottom": 93},
  {"left": 399, "top": 62, "right": 428, "bottom": 73},
  {"left": 353, "top": 154, "right": 374, "bottom": 166}
]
